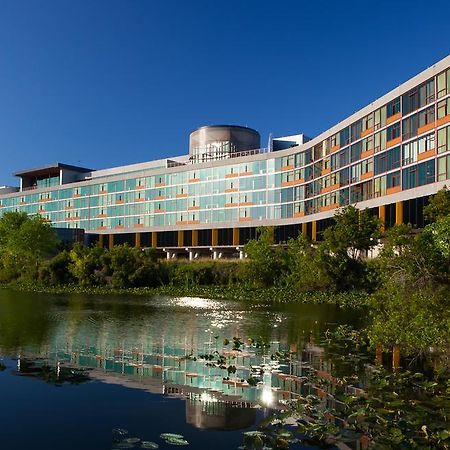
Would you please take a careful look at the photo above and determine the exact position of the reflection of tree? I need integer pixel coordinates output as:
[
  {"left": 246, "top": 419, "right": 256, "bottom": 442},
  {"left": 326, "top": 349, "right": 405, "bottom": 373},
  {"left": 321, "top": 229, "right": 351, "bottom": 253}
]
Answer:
[
  {"left": 17, "top": 359, "right": 90, "bottom": 386},
  {"left": 0, "top": 290, "right": 56, "bottom": 353}
]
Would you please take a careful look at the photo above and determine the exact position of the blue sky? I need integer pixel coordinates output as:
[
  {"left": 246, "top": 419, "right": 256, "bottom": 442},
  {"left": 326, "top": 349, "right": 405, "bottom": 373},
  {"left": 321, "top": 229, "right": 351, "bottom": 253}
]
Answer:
[{"left": 0, "top": 0, "right": 449, "bottom": 185}]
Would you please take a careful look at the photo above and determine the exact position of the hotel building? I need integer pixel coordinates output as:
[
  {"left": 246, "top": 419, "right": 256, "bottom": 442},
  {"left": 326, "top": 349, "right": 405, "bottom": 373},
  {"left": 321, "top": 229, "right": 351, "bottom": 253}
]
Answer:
[{"left": 1, "top": 55, "right": 450, "bottom": 257}]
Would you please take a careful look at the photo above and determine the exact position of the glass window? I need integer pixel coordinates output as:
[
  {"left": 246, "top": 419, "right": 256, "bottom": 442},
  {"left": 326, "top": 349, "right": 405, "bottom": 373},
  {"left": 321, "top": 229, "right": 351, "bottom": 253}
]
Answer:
[
  {"left": 362, "top": 113, "right": 374, "bottom": 131},
  {"left": 374, "top": 106, "right": 387, "bottom": 130},
  {"left": 402, "top": 160, "right": 435, "bottom": 190},
  {"left": 437, "top": 68, "right": 450, "bottom": 98},
  {"left": 374, "top": 129, "right": 386, "bottom": 153},
  {"left": 437, "top": 98, "right": 450, "bottom": 119},
  {"left": 387, "top": 97, "right": 400, "bottom": 117},
  {"left": 418, "top": 106, "right": 435, "bottom": 127},
  {"left": 437, "top": 155, "right": 450, "bottom": 181},
  {"left": 437, "top": 125, "right": 450, "bottom": 154},
  {"left": 402, "top": 114, "right": 419, "bottom": 140},
  {"left": 374, "top": 146, "right": 401, "bottom": 175},
  {"left": 386, "top": 122, "right": 401, "bottom": 141}
]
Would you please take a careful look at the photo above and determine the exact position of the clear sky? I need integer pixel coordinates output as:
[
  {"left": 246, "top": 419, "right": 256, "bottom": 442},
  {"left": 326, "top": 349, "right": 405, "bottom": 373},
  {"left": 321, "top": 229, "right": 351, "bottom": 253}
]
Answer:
[{"left": 0, "top": 0, "right": 449, "bottom": 185}]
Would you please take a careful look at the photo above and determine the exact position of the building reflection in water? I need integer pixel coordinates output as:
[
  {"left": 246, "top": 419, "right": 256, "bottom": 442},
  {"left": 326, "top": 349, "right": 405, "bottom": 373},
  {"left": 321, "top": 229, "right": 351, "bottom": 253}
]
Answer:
[{"left": 0, "top": 295, "right": 365, "bottom": 437}]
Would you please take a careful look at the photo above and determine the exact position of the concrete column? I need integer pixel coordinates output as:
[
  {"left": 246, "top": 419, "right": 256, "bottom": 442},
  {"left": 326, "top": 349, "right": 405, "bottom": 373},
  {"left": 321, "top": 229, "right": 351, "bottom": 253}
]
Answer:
[
  {"left": 392, "top": 345, "right": 401, "bottom": 371},
  {"left": 135, "top": 233, "right": 141, "bottom": 248},
  {"left": 108, "top": 234, "right": 114, "bottom": 249},
  {"left": 311, "top": 221, "right": 317, "bottom": 242},
  {"left": 151, "top": 231, "right": 157, "bottom": 248},
  {"left": 232, "top": 227, "right": 239, "bottom": 246},
  {"left": 212, "top": 229, "right": 218, "bottom": 247},
  {"left": 192, "top": 229, "right": 198, "bottom": 247},
  {"left": 379, "top": 205, "right": 386, "bottom": 231},
  {"left": 98, "top": 234, "right": 104, "bottom": 248},
  {"left": 177, "top": 230, "right": 184, "bottom": 247},
  {"left": 301, "top": 222, "right": 307, "bottom": 236},
  {"left": 395, "top": 201, "right": 403, "bottom": 225}
]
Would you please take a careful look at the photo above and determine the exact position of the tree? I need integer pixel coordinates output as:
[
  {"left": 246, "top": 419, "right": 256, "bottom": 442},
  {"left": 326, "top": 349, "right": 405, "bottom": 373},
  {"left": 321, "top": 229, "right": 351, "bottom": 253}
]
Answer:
[
  {"left": 68, "top": 243, "right": 106, "bottom": 286},
  {"left": 423, "top": 186, "right": 450, "bottom": 222},
  {"left": 243, "top": 227, "right": 285, "bottom": 288},
  {"left": 318, "top": 206, "right": 381, "bottom": 291},
  {"left": 321, "top": 206, "right": 381, "bottom": 260},
  {"left": 0, "top": 212, "right": 58, "bottom": 281},
  {"left": 283, "top": 234, "right": 330, "bottom": 291}
]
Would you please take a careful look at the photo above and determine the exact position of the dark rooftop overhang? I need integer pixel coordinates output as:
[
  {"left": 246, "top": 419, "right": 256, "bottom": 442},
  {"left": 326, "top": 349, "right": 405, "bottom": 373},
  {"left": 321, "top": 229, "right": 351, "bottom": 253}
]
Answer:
[{"left": 14, "top": 163, "right": 93, "bottom": 178}]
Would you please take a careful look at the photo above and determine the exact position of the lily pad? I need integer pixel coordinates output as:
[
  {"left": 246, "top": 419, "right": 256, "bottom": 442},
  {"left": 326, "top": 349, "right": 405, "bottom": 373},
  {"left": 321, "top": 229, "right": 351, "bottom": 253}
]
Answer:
[
  {"left": 141, "top": 442, "right": 159, "bottom": 449},
  {"left": 160, "top": 433, "right": 185, "bottom": 440},
  {"left": 124, "top": 437, "right": 141, "bottom": 444},
  {"left": 165, "top": 437, "right": 189, "bottom": 446}
]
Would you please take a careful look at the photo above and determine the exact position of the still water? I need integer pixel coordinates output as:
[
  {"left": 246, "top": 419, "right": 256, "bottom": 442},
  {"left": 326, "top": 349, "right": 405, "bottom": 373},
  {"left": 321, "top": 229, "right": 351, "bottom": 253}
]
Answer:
[{"left": 0, "top": 289, "right": 360, "bottom": 450}]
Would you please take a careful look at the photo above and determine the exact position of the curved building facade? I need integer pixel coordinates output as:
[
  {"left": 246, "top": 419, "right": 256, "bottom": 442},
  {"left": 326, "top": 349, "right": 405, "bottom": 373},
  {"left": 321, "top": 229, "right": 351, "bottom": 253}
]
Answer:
[{"left": 1, "top": 55, "right": 450, "bottom": 257}]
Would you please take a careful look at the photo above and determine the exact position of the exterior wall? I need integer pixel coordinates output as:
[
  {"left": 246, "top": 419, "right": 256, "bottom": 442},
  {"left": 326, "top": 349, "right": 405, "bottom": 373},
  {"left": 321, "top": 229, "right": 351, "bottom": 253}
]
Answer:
[{"left": 1, "top": 55, "right": 450, "bottom": 247}]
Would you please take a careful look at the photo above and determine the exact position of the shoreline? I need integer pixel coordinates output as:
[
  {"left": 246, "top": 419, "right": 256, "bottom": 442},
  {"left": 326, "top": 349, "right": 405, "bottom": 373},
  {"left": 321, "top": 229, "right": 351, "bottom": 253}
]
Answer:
[{"left": 0, "top": 282, "right": 371, "bottom": 308}]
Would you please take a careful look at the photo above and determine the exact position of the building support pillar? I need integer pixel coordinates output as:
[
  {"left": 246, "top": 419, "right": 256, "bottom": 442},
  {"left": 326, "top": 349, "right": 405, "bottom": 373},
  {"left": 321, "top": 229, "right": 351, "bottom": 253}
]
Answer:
[
  {"left": 108, "top": 234, "right": 114, "bottom": 249},
  {"left": 212, "top": 229, "right": 218, "bottom": 247},
  {"left": 98, "top": 234, "right": 104, "bottom": 248},
  {"left": 151, "top": 231, "right": 157, "bottom": 248},
  {"left": 301, "top": 222, "right": 307, "bottom": 237},
  {"left": 135, "top": 233, "right": 141, "bottom": 248},
  {"left": 232, "top": 227, "right": 239, "bottom": 246},
  {"left": 392, "top": 345, "right": 401, "bottom": 371},
  {"left": 177, "top": 230, "right": 184, "bottom": 248},
  {"left": 311, "top": 221, "right": 317, "bottom": 242},
  {"left": 379, "top": 205, "right": 386, "bottom": 231},
  {"left": 192, "top": 229, "right": 198, "bottom": 247},
  {"left": 395, "top": 201, "right": 403, "bottom": 225}
]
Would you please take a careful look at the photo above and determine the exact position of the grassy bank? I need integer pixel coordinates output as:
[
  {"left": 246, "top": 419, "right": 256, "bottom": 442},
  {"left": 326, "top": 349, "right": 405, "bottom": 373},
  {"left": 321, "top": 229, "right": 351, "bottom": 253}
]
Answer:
[{"left": 1, "top": 281, "right": 371, "bottom": 308}]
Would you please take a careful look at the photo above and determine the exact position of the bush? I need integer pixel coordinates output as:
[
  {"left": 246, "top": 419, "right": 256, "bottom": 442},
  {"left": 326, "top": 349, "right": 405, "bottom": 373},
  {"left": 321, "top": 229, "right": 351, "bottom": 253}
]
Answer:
[{"left": 39, "top": 251, "right": 74, "bottom": 285}]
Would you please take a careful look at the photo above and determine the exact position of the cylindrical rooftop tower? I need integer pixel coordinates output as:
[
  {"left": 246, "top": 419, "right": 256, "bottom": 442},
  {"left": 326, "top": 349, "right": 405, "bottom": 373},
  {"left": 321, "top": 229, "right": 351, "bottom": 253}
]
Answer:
[{"left": 189, "top": 125, "right": 260, "bottom": 163}]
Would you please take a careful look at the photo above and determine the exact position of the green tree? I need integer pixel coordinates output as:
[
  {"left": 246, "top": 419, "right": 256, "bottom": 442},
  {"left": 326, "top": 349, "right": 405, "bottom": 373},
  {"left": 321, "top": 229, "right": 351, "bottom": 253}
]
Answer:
[
  {"left": 423, "top": 186, "right": 450, "bottom": 222},
  {"left": 243, "top": 227, "right": 285, "bottom": 288},
  {"left": 318, "top": 206, "right": 381, "bottom": 291},
  {"left": 68, "top": 243, "right": 106, "bottom": 286},
  {"left": 0, "top": 212, "right": 58, "bottom": 281},
  {"left": 283, "top": 233, "right": 329, "bottom": 291}
]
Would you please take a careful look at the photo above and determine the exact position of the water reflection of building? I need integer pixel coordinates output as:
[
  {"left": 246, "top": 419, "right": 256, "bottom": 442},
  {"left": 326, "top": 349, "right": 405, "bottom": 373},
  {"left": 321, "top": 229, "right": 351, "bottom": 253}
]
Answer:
[
  {"left": 8, "top": 334, "right": 371, "bottom": 448},
  {"left": 185, "top": 395, "right": 256, "bottom": 430}
]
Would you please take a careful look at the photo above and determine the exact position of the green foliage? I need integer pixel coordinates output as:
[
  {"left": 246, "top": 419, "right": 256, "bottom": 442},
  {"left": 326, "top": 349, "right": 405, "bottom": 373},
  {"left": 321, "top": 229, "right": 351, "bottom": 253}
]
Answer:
[
  {"left": 424, "top": 186, "right": 450, "bottom": 222},
  {"left": 68, "top": 243, "right": 107, "bottom": 286},
  {"left": 321, "top": 206, "right": 381, "bottom": 259},
  {"left": 369, "top": 284, "right": 450, "bottom": 355},
  {"left": 243, "top": 227, "right": 286, "bottom": 288},
  {"left": 0, "top": 212, "right": 58, "bottom": 282},
  {"left": 38, "top": 251, "right": 74, "bottom": 285},
  {"left": 166, "top": 260, "right": 243, "bottom": 287},
  {"left": 318, "top": 206, "right": 381, "bottom": 291},
  {"left": 102, "top": 245, "right": 159, "bottom": 288},
  {"left": 282, "top": 234, "right": 330, "bottom": 291}
]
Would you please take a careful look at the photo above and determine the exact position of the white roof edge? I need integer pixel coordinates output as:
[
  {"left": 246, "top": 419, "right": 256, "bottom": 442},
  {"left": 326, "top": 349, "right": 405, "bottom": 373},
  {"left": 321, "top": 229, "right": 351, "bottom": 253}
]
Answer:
[{"left": 91, "top": 154, "right": 189, "bottom": 178}]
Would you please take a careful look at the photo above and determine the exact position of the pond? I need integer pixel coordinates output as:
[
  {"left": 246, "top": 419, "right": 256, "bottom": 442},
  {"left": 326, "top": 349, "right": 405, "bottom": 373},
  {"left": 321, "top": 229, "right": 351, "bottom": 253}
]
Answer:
[{"left": 0, "top": 289, "right": 362, "bottom": 450}]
